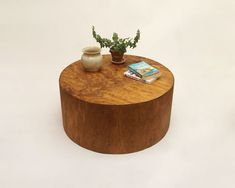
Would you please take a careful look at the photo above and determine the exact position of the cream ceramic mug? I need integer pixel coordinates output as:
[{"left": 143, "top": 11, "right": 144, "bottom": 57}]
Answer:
[{"left": 81, "top": 46, "right": 103, "bottom": 71}]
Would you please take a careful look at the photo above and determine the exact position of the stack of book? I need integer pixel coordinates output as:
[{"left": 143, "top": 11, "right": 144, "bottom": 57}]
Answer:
[{"left": 124, "top": 61, "right": 161, "bottom": 84}]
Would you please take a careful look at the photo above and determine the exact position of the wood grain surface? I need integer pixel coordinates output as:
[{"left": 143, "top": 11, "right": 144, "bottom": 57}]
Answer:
[
  {"left": 60, "top": 55, "right": 174, "bottom": 105},
  {"left": 59, "top": 54, "right": 174, "bottom": 154}
]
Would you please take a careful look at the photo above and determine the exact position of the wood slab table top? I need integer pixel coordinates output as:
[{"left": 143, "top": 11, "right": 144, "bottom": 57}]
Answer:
[{"left": 59, "top": 54, "right": 174, "bottom": 106}]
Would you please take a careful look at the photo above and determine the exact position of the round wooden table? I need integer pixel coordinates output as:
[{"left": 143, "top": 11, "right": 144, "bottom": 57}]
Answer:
[{"left": 59, "top": 54, "right": 174, "bottom": 154}]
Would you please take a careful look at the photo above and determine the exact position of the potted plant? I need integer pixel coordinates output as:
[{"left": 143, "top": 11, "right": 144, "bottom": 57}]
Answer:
[{"left": 92, "top": 26, "right": 140, "bottom": 64}]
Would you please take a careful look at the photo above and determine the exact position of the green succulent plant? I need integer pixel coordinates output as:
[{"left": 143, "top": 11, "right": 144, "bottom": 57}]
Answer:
[{"left": 92, "top": 26, "right": 140, "bottom": 54}]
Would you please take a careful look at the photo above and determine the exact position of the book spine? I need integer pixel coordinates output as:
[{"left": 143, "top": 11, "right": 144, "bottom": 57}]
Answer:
[
  {"left": 128, "top": 67, "right": 143, "bottom": 78},
  {"left": 124, "top": 73, "right": 141, "bottom": 81}
]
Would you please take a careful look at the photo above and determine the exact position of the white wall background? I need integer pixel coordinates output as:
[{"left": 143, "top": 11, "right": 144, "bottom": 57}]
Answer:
[{"left": 0, "top": 0, "right": 235, "bottom": 187}]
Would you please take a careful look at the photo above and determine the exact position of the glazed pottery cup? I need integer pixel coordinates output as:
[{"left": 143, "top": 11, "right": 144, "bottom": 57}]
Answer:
[{"left": 81, "top": 46, "right": 102, "bottom": 71}]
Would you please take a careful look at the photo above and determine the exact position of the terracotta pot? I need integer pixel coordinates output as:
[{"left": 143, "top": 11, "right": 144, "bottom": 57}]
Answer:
[{"left": 110, "top": 49, "right": 124, "bottom": 64}]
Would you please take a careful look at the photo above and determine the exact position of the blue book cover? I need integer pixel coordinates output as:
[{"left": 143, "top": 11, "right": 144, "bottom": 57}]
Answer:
[{"left": 128, "top": 61, "right": 159, "bottom": 77}]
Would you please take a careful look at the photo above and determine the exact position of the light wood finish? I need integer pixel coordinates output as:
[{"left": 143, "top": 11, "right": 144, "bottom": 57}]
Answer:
[{"left": 59, "top": 54, "right": 174, "bottom": 154}]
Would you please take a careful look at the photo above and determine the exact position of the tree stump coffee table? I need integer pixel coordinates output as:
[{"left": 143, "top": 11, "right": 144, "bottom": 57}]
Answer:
[{"left": 59, "top": 55, "right": 174, "bottom": 154}]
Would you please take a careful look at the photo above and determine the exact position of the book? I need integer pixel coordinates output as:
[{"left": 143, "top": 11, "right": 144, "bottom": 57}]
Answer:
[
  {"left": 128, "top": 61, "right": 159, "bottom": 78},
  {"left": 124, "top": 70, "right": 141, "bottom": 81},
  {"left": 124, "top": 70, "right": 161, "bottom": 84}
]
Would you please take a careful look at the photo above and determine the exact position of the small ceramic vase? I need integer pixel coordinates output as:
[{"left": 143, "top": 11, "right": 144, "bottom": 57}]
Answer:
[{"left": 81, "top": 46, "right": 103, "bottom": 71}]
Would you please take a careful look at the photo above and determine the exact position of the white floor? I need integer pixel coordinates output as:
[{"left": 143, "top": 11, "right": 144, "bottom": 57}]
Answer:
[{"left": 0, "top": 0, "right": 235, "bottom": 187}]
